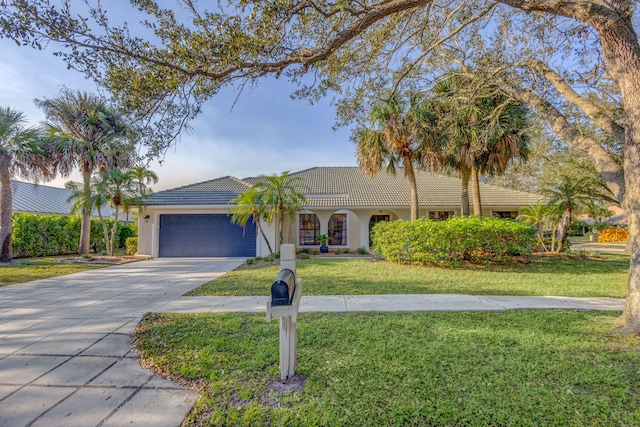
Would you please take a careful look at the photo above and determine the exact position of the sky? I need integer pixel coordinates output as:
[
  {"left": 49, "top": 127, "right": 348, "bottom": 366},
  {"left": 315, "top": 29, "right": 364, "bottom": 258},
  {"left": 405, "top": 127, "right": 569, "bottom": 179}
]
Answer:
[{"left": 1, "top": 18, "right": 356, "bottom": 191}]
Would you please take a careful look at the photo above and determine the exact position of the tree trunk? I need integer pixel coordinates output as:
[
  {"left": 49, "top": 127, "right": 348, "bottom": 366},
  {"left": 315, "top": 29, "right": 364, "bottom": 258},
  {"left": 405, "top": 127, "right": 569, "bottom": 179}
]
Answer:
[
  {"left": 555, "top": 209, "right": 571, "bottom": 253},
  {"left": 404, "top": 154, "right": 419, "bottom": 220},
  {"left": 0, "top": 156, "right": 13, "bottom": 262},
  {"left": 471, "top": 165, "right": 482, "bottom": 216},
  {"left": 460, "top": 167, "right": 471, "bottom": 216},
  {"left": 78, "top": 169, "right": 92, "bottom": 254},
  {"left": 590, "top": 6, "right": 640, "bottom": 331},
  {"left": 278, "top": 205, "right": 284, "bottom": 248},
  {"left": 109, "top": 207, "right": 120, "bottom": 256},
  {"left": 255, "top": 215, "right": 274, "bottom": 255},
  {"left": 96, "top": 207, "right": 109, "bottom": 255}
]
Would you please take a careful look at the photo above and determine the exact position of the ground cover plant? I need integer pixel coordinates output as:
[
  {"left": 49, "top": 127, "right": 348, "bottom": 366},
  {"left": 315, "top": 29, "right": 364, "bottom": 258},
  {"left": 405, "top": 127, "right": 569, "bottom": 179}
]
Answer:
[
  {"left": 134, "top": 311, "right": 640, "bottom": 427},
  {"left": 0, "top": 257, "right": 106, "bottom": 287},
  {"left": 187, "top": 256, "right": 629, "bottom": 298}
]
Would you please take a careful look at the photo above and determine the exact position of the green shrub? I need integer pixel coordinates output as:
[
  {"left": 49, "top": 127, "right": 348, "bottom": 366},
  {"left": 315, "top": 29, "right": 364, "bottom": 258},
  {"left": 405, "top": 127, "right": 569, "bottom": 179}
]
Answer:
[
  {"left": 298, "top": 253, "right": 310, "bottom": 259},
  {"left": 371, "top": 216, "right": 536, "bottom": 265},
  {"left": 246, "top": 258, "right": 255, "bottom": 265},
  {"left": 299, "top": 248, "right": 310, "bottom": 254},
  {"left": 357, "top": 247, "right": 368, "bottom": 255},
  {"left": 125, "top": 237, "right": 138, "bottom": 255},
  {"left": 12, "top": 213, "right": 108, "bottom": 258},
  {"left": 118, "top": 224, "right": 137, "bottom": 248},
  {"left": 310, "top": 249, "right": 319, "bottom": 255}
]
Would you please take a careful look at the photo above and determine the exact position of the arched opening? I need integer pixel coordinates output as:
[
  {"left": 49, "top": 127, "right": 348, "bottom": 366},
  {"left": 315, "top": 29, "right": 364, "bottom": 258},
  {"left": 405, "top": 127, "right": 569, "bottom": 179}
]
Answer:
[
  {"left": 298, "top": 212, "right": 320, "bottom": 246},
  {"left": 329, "top": 213, "right": 347, "bottom": 246},
  {"left": 368, "top": 214, "right": 391, "bottom": 246}
]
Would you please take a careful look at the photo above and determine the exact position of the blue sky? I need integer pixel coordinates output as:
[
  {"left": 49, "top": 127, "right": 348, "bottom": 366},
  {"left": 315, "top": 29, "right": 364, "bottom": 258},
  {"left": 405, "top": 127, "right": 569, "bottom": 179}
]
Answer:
[{"left": 1, "top": 32, "right": 356, "bottom": 191}]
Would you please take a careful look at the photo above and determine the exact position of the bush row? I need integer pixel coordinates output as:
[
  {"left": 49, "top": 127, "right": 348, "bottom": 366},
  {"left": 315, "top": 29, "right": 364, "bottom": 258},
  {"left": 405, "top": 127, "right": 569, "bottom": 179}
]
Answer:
[
  {"left": 12, "top": 213, "right": 136, "bottom": 258},
  {"left": 371, "top": 216, "right": 536, "bottom": 265}
]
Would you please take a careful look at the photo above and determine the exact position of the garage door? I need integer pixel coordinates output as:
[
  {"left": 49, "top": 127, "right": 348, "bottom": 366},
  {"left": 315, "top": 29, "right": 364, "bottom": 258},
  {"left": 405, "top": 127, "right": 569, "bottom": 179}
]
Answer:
[{"left": 158, "top": 214, "right": 256, "bottom": 257}]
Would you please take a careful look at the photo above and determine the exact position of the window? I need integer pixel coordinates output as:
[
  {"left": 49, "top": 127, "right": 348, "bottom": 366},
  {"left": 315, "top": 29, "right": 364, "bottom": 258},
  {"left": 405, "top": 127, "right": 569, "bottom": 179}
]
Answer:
[
  {"left": 299, "top": 214, "right": 320, "bottom": 245},
  {"left": 429, "top": 211, "right": 454, "bottom": 221},
  {"left": 328, "top": 214, "right": 347, "bottom": 246},
  {"left": 493, "top": 211, "right": 518, "bottom": 219}
]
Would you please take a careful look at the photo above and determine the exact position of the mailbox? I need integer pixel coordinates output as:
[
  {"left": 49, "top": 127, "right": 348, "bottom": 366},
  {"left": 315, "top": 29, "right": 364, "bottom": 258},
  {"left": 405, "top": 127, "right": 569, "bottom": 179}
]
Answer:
[{"left": 270, "top": 269, "right": 296, "bottom": 306}]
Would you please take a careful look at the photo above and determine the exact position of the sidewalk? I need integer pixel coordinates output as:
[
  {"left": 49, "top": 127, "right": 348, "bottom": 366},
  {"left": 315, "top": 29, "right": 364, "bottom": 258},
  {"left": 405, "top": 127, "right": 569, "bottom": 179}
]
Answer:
[{"left": 159, "top": 294, "right": 626, "bottom": 314}]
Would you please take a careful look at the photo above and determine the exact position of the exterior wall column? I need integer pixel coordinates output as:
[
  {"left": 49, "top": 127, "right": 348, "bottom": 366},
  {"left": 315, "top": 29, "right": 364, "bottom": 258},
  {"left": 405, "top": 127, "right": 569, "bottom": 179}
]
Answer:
[{"left": 314, "top": 212, "right": 334, "bottom": 237}]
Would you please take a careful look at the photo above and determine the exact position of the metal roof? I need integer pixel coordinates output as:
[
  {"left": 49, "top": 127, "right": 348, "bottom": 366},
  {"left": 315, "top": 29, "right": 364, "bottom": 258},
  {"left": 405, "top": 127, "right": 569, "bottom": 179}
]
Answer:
[
  {"left": 12, "top": 181, "right": 76, "bottom": 215},
  {"left": 147, "top": 167, "right": 544, "bottom": 208},
  {"left": 11, "top": 180, "right": 115, "bottom": 217}
]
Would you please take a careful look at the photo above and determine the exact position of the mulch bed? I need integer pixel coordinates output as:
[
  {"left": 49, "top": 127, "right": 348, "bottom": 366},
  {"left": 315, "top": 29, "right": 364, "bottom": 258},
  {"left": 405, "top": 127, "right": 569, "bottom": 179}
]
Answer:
[{"left": 56, "top": 255, "right": 147, "bottom": 265}]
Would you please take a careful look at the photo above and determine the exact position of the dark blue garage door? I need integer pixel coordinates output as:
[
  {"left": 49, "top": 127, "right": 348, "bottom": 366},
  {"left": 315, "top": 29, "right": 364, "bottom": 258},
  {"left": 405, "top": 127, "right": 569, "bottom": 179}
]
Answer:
[{"left": 159, "top": 214, "right": 256, "bottom": 257}]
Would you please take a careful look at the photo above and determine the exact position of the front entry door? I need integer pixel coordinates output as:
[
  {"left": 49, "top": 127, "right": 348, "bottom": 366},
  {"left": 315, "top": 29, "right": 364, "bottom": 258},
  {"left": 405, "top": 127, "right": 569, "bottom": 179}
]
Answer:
[{"left": 368, "top": 215, "right": 390, "bottom": 246}]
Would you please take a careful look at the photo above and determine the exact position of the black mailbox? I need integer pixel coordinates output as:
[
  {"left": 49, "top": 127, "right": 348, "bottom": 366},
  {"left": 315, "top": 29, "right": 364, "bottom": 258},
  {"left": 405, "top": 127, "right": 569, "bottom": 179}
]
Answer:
[{"left": 271, "top": 269, "right": 296, "bottom": 306}]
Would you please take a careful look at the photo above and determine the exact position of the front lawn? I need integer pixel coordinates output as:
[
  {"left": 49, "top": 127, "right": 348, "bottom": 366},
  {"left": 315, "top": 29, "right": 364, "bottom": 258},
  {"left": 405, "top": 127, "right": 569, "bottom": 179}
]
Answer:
[
  {"left": 135, "top": 311, "right": 640, "bottom": 426},
  {"left": 188, "top": 255, "right": 629, "bottom": 298},
  {"left": 0, "top": 257, "right": 107, "bottom": 287}
]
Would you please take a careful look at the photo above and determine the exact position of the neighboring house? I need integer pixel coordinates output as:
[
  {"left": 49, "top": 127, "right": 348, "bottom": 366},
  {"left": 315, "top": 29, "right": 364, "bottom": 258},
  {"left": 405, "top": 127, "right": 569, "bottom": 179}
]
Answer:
[
  {"left": 11, "top": 180, "right": 114, "bottom": 218},
  {"left": 582, "top": 205, "right": 628, "bottom": 228},
  {"left": 137, "top": 167, "right": 544, "bottom": 258}
]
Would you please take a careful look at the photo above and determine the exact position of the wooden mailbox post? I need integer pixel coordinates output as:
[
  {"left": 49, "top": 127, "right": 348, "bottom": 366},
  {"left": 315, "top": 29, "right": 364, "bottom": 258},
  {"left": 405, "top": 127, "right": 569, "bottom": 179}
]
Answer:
[{"left": 266, "top": 244, "right": 302, "bottom": 381}]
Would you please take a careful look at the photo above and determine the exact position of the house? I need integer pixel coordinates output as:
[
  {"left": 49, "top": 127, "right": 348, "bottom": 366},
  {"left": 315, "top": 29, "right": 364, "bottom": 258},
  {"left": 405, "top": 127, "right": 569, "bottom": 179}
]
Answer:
[
  {"left": 12, "top": 180, "right": 78, "bottom": 215},
  {"left": 137, "top": 167, "right": 544, "bottom": 258},
  {"left": 11, "top": 180, "right": 115, "bottom": 218}
]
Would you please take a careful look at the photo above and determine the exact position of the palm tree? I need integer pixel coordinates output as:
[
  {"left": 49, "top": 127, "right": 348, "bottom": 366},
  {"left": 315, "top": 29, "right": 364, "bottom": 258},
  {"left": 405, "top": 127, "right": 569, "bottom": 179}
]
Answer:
[
  {"left": 541, "top": 175, "right": 593, "bottom": 251},
  {"left": 68, "top": 168, "right": 135, "bottom": 255},
  {"left": 517, "top": 204, "right": 554, "bottom": 252},
  {"left": 229, "top": 187, "right": 274, "bottom": 254},
  {"left": 471, "top": 100, "right": 530, "bottom": 215},
  {"left": 436, "top": 75, "right": 529, "bottom": 216},
  {"left": 127, "top": 164, "right": 158, "bottom": 221},
  {"left": 129, "top": 165, "right": 158, "bottom": 197},
  {"left": 36, "top": 88, "right": 130, "bottom": 254},
  {"left": 254, "top": 171, "right": 307, "bottom": 248},
  {"left": 354, "top": 92, "right": 443, "bottom": 220},
  {"left": 0, "top": 107, "right": 53, "bottom": 262}
]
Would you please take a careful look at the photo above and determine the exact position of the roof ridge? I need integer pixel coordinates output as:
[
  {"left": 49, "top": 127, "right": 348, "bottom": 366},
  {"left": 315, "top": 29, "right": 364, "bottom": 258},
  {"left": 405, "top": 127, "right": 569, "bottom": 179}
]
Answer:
[
  {"left": 12, "top": 180, "right": 73, "bottom": 192},
  {"left": 228, "top": 176, "right": 252, "bottom": 187}
]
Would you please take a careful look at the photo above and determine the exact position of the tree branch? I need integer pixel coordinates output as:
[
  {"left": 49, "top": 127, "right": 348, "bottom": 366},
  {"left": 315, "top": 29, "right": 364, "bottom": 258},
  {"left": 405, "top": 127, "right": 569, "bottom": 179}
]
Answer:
[
  {"left": 499, "top": 81, "right": 626, "bottom": 203},
  {"left": 524, "top": 59, "right": 626, "bottom": 143}
]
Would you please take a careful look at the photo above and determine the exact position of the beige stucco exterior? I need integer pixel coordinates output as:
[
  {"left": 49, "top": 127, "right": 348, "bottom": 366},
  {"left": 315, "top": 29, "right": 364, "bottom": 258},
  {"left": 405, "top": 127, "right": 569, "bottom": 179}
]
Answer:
[{"left": 137, "top": 203, "right": 526, "bottom": 258}]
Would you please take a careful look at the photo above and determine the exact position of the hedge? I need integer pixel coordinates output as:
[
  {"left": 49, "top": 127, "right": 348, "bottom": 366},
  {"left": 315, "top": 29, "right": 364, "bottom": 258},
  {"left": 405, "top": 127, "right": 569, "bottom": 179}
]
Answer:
[
  {"left": 11, "top": 213, "right": 136, "bottom": 258},
  {"left": 371, "top": 216, "right": 536, "bottom": 265}
]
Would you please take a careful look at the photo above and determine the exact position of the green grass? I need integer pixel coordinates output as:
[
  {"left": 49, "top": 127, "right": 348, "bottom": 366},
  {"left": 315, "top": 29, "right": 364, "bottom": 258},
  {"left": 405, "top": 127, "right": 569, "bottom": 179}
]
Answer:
[
  {"left": 187, "top": 255, "right": 630, "bottom": 298},
  {"left": 135, "top": 311, "right": 640, "bottom": 426},
  {"left": 0, "top": 257, "right": 106, "bottom": 287}
]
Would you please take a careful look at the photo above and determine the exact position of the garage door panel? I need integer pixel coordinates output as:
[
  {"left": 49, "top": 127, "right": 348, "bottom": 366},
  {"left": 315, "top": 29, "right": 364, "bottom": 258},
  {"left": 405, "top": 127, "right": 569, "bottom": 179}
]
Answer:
[{"left": 159, "top": 214, "right": 256, "bottom": 257}]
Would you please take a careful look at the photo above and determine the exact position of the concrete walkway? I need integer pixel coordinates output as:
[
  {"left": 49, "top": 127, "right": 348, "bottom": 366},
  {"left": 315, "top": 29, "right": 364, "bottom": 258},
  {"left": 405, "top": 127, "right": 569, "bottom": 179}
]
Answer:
[
  {"left": 0, "top": 258, "right": 244, "bottom": 427},
  {"left": 160, "top": 294, "right": 625, "bottom": 314},
  {"left": 0, "top": 258, "right": 626, "bottom": 427}
]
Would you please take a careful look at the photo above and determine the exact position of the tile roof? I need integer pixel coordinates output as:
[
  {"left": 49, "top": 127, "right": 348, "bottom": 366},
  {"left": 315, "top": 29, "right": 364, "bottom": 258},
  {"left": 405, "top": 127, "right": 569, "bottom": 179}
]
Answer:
[
  {"left": 147, "top": 167, "right": 544, "bottom": 208},
  {"left": 146, "top": 176, "right": 252, "bottom": 205}
]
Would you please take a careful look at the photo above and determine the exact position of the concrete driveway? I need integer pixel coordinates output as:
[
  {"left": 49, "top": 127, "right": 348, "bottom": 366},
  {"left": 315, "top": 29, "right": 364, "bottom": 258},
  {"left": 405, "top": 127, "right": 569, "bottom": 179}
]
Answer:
[{"left": 0, "top": 258, "right": 245, "bottom": 427}]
